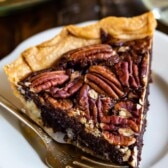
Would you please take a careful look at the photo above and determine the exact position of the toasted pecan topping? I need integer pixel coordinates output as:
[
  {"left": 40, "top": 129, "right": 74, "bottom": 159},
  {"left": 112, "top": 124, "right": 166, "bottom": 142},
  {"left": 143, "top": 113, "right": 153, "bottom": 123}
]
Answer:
[
  {"left": 64, "top": 44, "right": 115, "bottom": 67},
  {"left": 20, "top": 37, "right": 151, "bottom": 148},
  {"left": 30, "top": 71, "right": 69, "bottom": 93}
]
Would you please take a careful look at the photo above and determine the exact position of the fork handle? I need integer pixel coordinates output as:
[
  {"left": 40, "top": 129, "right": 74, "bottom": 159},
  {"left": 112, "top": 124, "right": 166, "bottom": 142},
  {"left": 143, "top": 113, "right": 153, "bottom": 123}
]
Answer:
[{"left": 0, "top": 95, "right": 49, "bottom": 141}]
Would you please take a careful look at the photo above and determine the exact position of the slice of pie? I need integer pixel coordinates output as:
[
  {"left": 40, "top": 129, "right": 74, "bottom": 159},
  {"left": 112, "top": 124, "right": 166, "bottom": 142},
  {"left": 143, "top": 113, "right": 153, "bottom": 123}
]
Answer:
[{"left": 4, "top": 12, "right": 156, "bottom": 168}]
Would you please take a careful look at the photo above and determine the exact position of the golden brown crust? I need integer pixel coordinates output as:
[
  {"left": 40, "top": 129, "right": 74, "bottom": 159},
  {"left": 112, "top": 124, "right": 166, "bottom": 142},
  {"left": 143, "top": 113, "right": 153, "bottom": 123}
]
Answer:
[
  {"left": 4, "top": 12, "right": 156, "bottom": 88},
  {"left": 68, "top": 12, "right": 156, "bottom": 40},
  {"left": 4, "top": 56, "right": 32, "bottom": 84}
]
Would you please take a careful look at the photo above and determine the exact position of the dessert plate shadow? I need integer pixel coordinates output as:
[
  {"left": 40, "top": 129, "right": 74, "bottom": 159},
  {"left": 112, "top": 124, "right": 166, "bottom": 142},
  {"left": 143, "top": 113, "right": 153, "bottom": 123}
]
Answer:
[{"left": 0, "top": 21, "right": 168, "bottom": 168}]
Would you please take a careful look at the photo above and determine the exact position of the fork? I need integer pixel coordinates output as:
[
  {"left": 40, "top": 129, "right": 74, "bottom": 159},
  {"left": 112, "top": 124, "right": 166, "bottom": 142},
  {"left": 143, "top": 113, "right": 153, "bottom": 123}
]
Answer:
[{"left": 0, "top": 95, "right": 128, "bottom": 168}]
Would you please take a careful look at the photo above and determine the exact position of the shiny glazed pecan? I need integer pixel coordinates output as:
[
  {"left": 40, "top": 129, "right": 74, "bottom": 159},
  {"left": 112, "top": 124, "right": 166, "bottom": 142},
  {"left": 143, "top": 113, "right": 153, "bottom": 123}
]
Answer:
[
  {"left": 115, "top": 56, "right": 141, "bottom": 88},
  {"left": 85, "top": 65, "right": 124, "bottom": 99},
  {"left": 44, "top": 93, "right": 73, "bottom": 110},
  {"left": 86, "top": 73, "right": 119, "bottom": 98},
  {"left": 51, "top": 77, "right": 83, "bottom": 98},
  {"left": 78, "top": 84, "right": 113, "bottom": 121},
  {"left": 100, "top": 115, "right": 139, "bottom": 132},
  {"left": 65, "top": 44, "right": 115, "bottom": 67},
  {"left": 30, "top": 70, "right": 69, "bottom": 93},
  {"left": 89, "top": 65, "right": 122, "bottom": 88}
]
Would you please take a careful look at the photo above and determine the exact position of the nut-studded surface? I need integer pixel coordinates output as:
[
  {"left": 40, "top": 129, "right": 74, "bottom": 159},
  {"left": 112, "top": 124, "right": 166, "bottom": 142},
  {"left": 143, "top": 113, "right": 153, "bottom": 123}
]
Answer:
[{"left": 18, "top": 37, "right": 151, "bottom": 167}]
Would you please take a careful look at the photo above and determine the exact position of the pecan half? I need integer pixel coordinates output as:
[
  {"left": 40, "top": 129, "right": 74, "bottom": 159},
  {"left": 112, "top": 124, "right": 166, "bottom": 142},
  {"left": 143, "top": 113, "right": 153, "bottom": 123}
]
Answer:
[
  {"left": 30, "top": 70, "right": 69, "bottom": 93},
  {"left": 89, "top": 65, "right": 122, "bottom": 88},
  {"left": 86, "top": 73, "right": 119, "bottom": 98},
  {"left": 89, "top": 98, "right": 98, "bottom": 123},
  {"left": 100, "top": 116, "right": 139, "bottom": 132},
  {"left": 78, "top": 85, "right": 113, "bottom": 121},
  {"left": 51, "top": 77, "right": 83, "bottom": 98},
  {"left": 115, "top": 62, "right": 129, "bottom": 87},
  {"left": 65, "top": 44, "right": 115, "bottom": 67},
  {"left": 103, "top": 131, "right": 136, "bottom": 146},
  {"left": 44, "top": 93, "right": 73, "bottom": 110},
  {"left": 115, "top": 56, "right": 141, "bottom": 88},
  {"left": 78, "top": 84, "right": 90, "bottom": 117},
  {"left": 78, "top": 84, "right": 99, "bottom": 121},
  {"left": 85, "top": 65, "right": 124, "bottom": 99},
  {"left": 97, "top": 96, "right": 113, "bottom": 119}
]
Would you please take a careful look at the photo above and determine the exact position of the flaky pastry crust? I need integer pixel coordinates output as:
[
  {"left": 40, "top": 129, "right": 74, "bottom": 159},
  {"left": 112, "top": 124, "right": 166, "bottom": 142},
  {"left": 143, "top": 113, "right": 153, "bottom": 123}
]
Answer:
[{"left": 4, "top": 12, "right": 156, "bottom": 95}]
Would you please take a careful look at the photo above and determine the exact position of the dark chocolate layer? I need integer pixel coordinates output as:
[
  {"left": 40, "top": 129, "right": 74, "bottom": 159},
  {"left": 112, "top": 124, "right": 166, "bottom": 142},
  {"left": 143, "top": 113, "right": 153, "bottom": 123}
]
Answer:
[{"left": 41, "top": 105, "right": 125, "bottom": 165}]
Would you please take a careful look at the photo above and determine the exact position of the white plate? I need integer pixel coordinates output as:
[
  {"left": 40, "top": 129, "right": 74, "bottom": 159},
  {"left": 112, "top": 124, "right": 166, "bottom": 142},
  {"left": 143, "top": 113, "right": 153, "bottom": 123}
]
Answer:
[{"left": 0, "top": 21, "right": 168, "bottom": 168}]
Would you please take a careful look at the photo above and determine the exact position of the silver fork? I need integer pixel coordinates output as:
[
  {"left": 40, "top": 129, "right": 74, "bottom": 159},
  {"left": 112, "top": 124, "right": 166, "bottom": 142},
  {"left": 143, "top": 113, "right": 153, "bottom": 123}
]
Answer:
[{"left": 0, "top": 95, "right": 128, "bottom": 168}]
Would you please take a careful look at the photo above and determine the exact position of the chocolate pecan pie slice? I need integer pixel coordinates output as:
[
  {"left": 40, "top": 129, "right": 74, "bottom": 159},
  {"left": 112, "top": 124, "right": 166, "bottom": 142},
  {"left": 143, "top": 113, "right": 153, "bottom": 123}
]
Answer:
[{"left": 4, "top": 12, "right": 157, "bottom": 168}]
